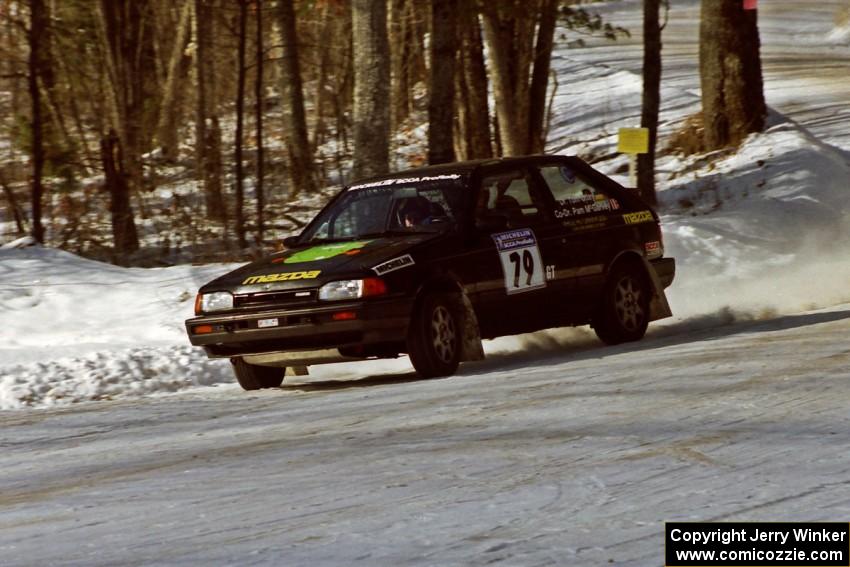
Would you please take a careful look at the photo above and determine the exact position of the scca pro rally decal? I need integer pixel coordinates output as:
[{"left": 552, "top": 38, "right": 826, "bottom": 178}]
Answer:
[
  {"left": 373, "top": 254, "right": 414, "bottom": 276},
  {"left": 242, "top": 270, "right": 321, "bottom": 285},
  {"left": 282, "top": 241, "right": 371, "bottom": 264},
  {"left": 622, "top": 210, "right": 653, "bottom": 225},
  {"left": 491, "top": 229, "right": 546, "bottom": 294}
]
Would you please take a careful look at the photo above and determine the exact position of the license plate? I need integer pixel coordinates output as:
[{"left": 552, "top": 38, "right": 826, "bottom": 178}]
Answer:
[{"left": 257, "top": 318, "right": 279, "bottom": 328}]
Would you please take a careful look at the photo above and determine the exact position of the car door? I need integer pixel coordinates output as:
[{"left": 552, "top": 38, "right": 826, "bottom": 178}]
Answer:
[
  {"left": 464, "top": 164, "right": 558, "bottom": 335},
  {"left": 536, "top": 158, "right": 631, "bottom": 317}
]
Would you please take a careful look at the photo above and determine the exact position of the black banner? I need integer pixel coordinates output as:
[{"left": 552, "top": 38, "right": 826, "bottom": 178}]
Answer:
[{"left": 666, "top": 522, "right": 850, "bottom": 566}]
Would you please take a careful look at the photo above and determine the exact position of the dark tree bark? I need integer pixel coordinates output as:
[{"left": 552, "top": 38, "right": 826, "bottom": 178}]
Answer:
[
  {"left": 460, "top": 2, "right": 493, "bottom": 159},
  {"left": 255, "top": 0, "right": 265, "bottom": 243},
  {"left": 637, "top": 0, "right": 662, "bottom": 206},
  {"left": 195, "top": 0, "right": 226, "bottom": 221},
  {"left": 99, "top": 0, "right": 158, "bottom": 199},
  {"left": 278, "top": 0, "right": 317, "bottom": 197},
  {"left": 427, "top": 0, "right": 457, "bottom": 165},
  {"left": 352, "top": 0, "right": 390, "bottom": 179},
  {"left": 234, "top": 0, "right": 248, "bottom": 248},
  {"left": 528, "top": 0, "right": 558, "bottom": 154},
  {"left": 699, "top": 0, "right": 766, "bottom": 150},
  {"left": 481, "top": 2, "right": 535, "bottom": 156},
  {"left": 389, "top": 0, "right": 411, "bottom": 129},
  {"left": 156, "top": 0, "right": 192, "bottom": 162},
  {"left": 28, "top": 0, "right": 47, "bottom": 243},
  {"left": 101, "top": 129, "right": 139, "bottom": 255}
]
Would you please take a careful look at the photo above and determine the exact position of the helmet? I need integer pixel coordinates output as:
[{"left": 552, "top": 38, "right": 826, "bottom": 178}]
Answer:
[{"left": 398, "top": 196, "right": 431, "bottom": 227}]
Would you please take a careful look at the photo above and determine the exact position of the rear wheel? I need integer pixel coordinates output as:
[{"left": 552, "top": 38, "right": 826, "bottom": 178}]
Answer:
[
  {"left": 230, "top": 357, "right": 285, "bottom": 390},
  {"left": 407, "top": 293, "right": 461, "bottom": 378},
  {"left": 593, "top": 263, "right": 650, "bottom": 345}
]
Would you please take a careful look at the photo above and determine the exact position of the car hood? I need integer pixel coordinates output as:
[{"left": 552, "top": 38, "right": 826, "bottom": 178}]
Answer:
[{"left": 201, "top": 234, "right": 439, "bottom": 294}]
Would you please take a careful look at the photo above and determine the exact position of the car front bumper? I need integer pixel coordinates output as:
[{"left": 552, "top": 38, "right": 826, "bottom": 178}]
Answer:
[{"left": 185, "top": 297, "right": 413, "bottom": 360}]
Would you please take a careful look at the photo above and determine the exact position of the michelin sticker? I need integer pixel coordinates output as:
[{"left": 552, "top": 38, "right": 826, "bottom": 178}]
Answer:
[
  {"left": 373, "top": 254, "right": 415, "bottom": 276},
  {"left": 491, "top": 229, "right": 546, "bottom": 294}
]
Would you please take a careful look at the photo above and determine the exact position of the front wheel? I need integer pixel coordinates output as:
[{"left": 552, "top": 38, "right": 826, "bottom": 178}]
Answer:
[
  {"left": 593, "top": 263, "right": 650, "bottom": 345},
  {"left": 407, "top": 293, "right": 461, "bottom": 378},
  {"left": 230, "top": 357, "right": 285, "bottom": 390}
]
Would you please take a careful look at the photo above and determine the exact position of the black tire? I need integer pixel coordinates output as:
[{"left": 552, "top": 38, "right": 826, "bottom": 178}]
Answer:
[
  {"left": 230, "top": 357, "right": 285, "bottom": 390},
  {"left": 407, "top": 293, "right": 461, "bottom": 378},
  {"left": 593, "top": 263, "right": 651, "bottom": 345}
]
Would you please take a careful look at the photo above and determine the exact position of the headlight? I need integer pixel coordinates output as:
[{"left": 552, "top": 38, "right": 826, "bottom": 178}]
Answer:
[
  {"left": 318, "top": 278, "right": 387, "bottom": 301},
  {"left": 196, "top": 291, "right": 233, "bottom": 314}
]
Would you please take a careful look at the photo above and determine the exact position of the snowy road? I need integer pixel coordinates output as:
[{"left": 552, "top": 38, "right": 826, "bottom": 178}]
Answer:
[{"left": 2, "top": 306, "right": 850, "bottom": 565}]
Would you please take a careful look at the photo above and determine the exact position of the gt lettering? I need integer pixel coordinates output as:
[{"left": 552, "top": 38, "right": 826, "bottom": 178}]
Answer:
[{"left": 242, "top": 270, "right": 321, "bottom": 285}]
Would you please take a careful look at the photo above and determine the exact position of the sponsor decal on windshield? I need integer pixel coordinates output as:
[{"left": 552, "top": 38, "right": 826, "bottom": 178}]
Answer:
[
  {"left": 282, "top": 241, "right": 371, "bottom": 264},
  {"left": 373, "top": 254, "right": 415, "bottom": 275},
  {"left": 348, "top": 174, "right": 461, "bottom": 190},
  {"left": 242, "top": 270, "right": 322, "bottom": 285}
]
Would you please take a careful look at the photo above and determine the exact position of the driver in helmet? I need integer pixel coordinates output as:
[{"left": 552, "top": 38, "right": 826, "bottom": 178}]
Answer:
[{"left": 399, "top": 196, "right": 433, "bottom": 227}]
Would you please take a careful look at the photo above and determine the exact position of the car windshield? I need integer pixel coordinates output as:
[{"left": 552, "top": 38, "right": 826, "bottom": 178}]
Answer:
[{"left": 301, "top": 174, "right": 467, "bottom": 243}]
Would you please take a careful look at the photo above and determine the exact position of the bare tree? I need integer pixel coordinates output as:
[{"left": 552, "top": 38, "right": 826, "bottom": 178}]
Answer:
[
  {"left": 699, "top": 0, "right": 766, "bottom": 150},
  {"left": 28, "top": 0, "right": 47, "bottom": 243},
  {"left": 234, "top": 0, "right": 248, "bottom": 248},
  {"left": 255, "top": 0, "right": 265, "bottom": 242},
  {"left": 156, "top": 0, "right": 192, "bottom": 162},
  {"left": 455, "top": 3, "right": 491, "bottom": 160},
  {"left": 528, "top": 0, "right": 558, "bottom": 154},
  {"left": 278, "top": 0, "right": 317, "bottom": 197},
  {"left": 637, "top": 0, "right": 663, "bottom": 206},
  {"left": 427, "top": 0, "right": 457, "bottom": 165},
  {"left": 195, "top": 0, "right": 225, "bottom": 221},
  {"left": 351, "top": 0, "right": 390, "bottom": 179}
]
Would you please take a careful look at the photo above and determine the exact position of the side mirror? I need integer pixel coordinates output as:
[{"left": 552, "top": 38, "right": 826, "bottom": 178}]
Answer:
[
  {"left": 282, "top": 235, "right": 300, "bottom": 249},
  {"left": 475, "top": 214, "right": 508, "bottom": 233}
]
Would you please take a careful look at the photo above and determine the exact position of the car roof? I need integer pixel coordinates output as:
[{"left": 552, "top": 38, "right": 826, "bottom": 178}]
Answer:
[{"left": 348, "top": 155, "right": 577, "bottom": 188}]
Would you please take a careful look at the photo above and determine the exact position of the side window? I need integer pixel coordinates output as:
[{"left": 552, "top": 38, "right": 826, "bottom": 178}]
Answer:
[
  {"left": 538, "top": 163, "right": 621, "bottom": 218},
  {"left": 477, "top": 169, "right": 543, "bottom": 225}
]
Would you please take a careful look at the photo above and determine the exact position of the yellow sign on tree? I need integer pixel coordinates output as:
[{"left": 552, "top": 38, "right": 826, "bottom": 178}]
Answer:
[{"left": 617, "top": 128, "right": 650, "bottom": 154}]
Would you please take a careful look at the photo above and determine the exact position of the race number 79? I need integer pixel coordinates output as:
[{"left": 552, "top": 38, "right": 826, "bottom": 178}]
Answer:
[{"left": 508, "top": 250, "right": 534, "bottom": 288}]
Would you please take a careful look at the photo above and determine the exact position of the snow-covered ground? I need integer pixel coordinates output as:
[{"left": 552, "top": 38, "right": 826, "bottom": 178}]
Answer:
[
  {"left": 2, "top": 304, "right": 850, "bottom": 565},
  {"left": 2, "top": 0, "right": 850, "bottom": 564}
]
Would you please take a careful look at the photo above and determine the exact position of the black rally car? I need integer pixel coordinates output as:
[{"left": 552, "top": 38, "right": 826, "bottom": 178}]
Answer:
[{"left": 186, "top": 155, "right": 675, "bottom": 390}]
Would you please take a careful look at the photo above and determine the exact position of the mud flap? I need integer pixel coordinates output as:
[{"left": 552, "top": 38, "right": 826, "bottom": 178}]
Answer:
[
  {"left": 641, "top": 256, "right": 673, "bottom": 322},
  {"left": 285, "top": 366, "right": 309, "bottom": 376},
  {"left": 449, "top": 292, "right": 485, "bottom": 361}
]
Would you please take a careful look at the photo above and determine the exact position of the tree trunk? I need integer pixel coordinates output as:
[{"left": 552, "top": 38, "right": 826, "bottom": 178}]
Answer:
[
  {"left": 427, "top": 0, "right": 457, "bottom": 165},
  {"left": 278, "top": 0, "right": 317, "bottom": 197},
  {"left": 156, "top": 0, "right": 192, "bottom": 162},
  {"left": 389, "top": 0, "right": 411, "bottom": 129},
  {"left": 99, "top": 0, "right": 158, "bottom": 207},
  {"left": 699, "top": 0, "right": 766, "bottom": 150},
  {"left": 528, "top": 0, "right": 558, "bottom": 154},
  {"left": 352, "top": 0, "right": 390, "bottom": 179},
  {"left": 637, "top": 0, "right": 661, "bottom": 206},
  {"left": 457, "top": 6, "right": 491, "bottom": 160},
  {"left": 195, "top": 0, "right": 225, "bottom": 221},
  {"left": 255, "top": 0, "right": 265, "bottom": 243},
  {"left": 234, "top": 0, "right": 248, "bottom": 248},
  {"left": 481, "top": 2, "right": 535, "bottom": 156},
  {"left": 28, "top": 0, "right": 47, "bottom": 243},
  {"left": 101, "top": 129, "right": 140, "bottom": 255}
]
